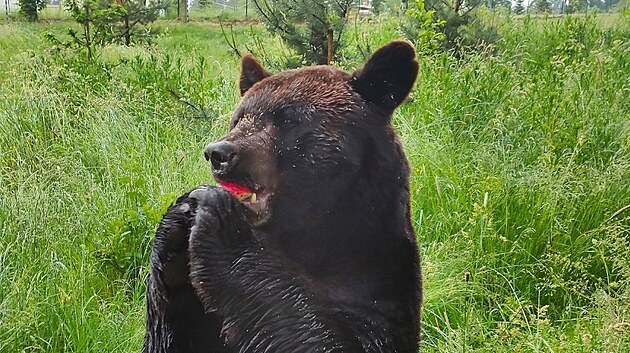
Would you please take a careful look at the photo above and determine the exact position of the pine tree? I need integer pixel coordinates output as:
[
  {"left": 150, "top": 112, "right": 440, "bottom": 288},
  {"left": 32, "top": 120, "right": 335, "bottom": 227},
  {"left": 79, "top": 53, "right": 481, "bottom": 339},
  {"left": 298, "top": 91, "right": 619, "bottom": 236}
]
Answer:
[
  {"left": 514, "top": 0, "right": 525, "bottom": 14},
  {"left": 252, "top": 0, "right": 355, "bottom": 65},
  {"left": 116, "top": 0, "right": 167, "bottom": 45},
  {"left": 536, "top": 0, "right": 552, "bottom": 13},
  {"left": 18, "top": 0, "right": 46, "bottom": 21}
]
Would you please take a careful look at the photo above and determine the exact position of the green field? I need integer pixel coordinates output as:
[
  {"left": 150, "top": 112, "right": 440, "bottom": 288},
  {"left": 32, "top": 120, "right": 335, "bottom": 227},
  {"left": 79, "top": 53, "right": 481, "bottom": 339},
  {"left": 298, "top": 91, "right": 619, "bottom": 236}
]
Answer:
[{"left": 1, "top": 13, "right": 629, "bottom": 352}]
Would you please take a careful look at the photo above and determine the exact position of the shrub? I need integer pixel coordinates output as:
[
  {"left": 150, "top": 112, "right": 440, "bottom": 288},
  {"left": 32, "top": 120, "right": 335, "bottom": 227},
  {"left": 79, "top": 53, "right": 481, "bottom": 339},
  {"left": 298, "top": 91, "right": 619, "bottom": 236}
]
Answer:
[
  {"left": 18, "top": 0, "right": 46, "bottom": 21},
  {"left": 45, "top": 0, "right": 166, "bottom": 59}
]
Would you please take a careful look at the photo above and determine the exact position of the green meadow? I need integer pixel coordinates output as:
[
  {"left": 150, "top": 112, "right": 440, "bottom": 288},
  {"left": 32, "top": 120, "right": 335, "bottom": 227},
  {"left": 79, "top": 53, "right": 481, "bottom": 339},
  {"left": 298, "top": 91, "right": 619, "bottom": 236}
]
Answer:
[{"left": 0, "top": 12, "right": 629, "bottom": 352}]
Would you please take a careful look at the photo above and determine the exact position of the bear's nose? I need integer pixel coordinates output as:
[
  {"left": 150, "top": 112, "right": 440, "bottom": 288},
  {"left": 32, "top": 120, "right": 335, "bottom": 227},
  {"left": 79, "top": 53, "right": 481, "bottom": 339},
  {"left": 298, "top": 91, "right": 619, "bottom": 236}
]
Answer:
[{"left": 204, "top": 141, "right": 237, "bottom": 172}]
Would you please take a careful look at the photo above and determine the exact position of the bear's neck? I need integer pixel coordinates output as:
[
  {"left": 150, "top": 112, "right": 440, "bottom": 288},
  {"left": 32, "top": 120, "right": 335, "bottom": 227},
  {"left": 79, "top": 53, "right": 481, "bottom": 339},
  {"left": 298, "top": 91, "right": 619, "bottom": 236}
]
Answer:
[{"left": 263, "top": 160, "right": 413, "bottom": 276}]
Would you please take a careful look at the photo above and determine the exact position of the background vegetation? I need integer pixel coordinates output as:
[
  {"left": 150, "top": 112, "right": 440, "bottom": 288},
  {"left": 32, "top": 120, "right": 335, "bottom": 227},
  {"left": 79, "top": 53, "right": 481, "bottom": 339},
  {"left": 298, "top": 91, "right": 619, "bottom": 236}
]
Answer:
[{"left": 0, "top": 3, "right": 629, "bottom": 352}]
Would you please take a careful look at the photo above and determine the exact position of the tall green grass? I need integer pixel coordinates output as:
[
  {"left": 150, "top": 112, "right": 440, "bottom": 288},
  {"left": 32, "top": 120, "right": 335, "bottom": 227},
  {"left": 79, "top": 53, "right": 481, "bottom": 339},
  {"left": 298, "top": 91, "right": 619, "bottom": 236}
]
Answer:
[
  {"left": 0, "top": 14, "right": 629, "bottom": 352},
  {"left": 401, "top": 14, "right": 630, "bottom": 352},
  {"left": 0, "top": 22, "right": 238, "bottom": 352}
]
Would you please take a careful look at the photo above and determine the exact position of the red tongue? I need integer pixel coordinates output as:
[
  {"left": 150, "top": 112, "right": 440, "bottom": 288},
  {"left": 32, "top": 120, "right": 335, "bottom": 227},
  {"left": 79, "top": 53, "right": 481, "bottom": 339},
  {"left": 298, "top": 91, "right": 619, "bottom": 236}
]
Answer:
[{"left": 220, "top": 182, "right": 252, "bottom": 196}]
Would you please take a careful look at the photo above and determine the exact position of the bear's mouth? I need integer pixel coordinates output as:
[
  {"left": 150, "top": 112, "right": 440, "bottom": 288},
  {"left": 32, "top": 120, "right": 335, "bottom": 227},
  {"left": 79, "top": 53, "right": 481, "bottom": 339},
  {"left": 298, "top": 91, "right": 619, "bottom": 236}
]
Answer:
[{"left": 219, "top": 181, "right": 271, "bottom": 215}]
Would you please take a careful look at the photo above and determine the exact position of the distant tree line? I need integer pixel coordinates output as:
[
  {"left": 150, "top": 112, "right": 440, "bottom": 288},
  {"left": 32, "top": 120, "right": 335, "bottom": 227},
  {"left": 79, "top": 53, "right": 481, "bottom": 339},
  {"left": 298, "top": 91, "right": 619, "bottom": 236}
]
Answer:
[{"left": 508, "top": 0, "right": 625, "bottom": 14}]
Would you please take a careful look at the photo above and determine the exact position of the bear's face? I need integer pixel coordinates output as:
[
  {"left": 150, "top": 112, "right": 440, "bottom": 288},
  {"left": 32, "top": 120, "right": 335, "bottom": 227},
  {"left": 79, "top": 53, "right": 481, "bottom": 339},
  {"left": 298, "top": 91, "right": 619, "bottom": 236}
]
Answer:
[{"left": 204, "top": 42, "right": 419, "bottom": 232}]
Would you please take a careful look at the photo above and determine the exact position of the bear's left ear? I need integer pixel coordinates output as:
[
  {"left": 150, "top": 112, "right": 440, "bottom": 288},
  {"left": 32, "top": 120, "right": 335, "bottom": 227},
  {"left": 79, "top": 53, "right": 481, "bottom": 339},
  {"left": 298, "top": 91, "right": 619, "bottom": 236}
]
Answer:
[
  {"left": 240, "top": 54, "right": 271, "bottom": 96},
  {"left": 350, "top": 41, "right": 418, "bottom": 115}
]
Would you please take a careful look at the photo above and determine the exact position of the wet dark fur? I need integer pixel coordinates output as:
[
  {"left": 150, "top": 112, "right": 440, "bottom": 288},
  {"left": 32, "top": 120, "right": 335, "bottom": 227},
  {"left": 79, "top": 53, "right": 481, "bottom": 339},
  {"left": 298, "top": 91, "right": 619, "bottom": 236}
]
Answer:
[{"left": 144, "top": 41, "right": 422, "bottom": 353}]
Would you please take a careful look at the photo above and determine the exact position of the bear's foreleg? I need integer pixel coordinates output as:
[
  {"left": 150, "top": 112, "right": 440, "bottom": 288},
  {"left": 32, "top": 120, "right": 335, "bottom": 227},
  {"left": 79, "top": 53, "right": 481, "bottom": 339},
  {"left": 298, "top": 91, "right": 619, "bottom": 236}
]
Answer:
[
  {"left": 144, "top": 191, "right": 232, "bottom": 353},
  {"left": 188, "top": 187, "right": 366, "bottom": 352}
]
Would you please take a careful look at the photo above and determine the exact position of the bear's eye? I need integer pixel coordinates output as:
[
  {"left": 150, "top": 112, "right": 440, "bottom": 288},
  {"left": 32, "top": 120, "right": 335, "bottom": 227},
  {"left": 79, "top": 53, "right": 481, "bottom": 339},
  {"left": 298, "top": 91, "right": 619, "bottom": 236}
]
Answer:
[
  {"left": 272, "top": 106, "right": 306, "bottom": 129},
  {"left": 277, "top": 118, "right": 297, "bottom": 128}
]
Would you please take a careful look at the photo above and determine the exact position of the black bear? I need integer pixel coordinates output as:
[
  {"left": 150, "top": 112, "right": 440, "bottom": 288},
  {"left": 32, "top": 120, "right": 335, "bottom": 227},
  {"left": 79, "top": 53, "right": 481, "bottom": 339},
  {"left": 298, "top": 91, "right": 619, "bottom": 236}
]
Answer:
[{"left": 144, "top": 41, "right": 422, "bottom": 353}]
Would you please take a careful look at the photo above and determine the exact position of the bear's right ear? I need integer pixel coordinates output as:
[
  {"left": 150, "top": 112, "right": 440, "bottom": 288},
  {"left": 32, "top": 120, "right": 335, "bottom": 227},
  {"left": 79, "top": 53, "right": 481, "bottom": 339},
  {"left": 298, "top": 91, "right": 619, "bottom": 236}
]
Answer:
[
  {"left": 350, "top": 41, "right": 418, "bottom": 116},
  {"left": 239, "top": 55, "right": 271, "bottom": 96}
]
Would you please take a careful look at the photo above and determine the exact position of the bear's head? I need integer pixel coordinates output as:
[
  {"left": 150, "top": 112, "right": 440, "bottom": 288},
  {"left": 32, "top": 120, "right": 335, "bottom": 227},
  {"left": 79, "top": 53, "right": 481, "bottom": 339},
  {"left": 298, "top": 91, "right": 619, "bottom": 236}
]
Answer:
[{"left": 204, "top": 41, "right": 418, "bottom": 237}]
